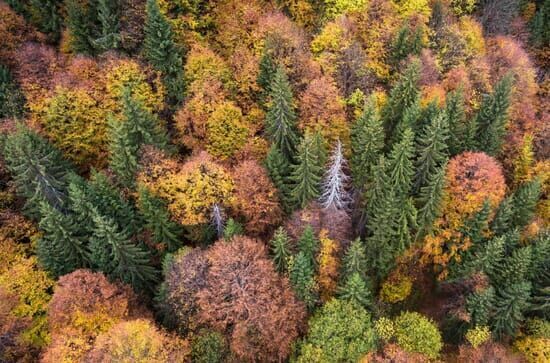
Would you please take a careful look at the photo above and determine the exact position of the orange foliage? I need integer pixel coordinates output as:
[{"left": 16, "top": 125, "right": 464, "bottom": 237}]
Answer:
[
  {"left": 0, "top": 3, "right": 32, "bottom": 66},
  {"left": 365, "top": 343, "right": 430, "bottom": 363},
  {"left": 457, "top": 341, "right": 522, "bottom": 363}
]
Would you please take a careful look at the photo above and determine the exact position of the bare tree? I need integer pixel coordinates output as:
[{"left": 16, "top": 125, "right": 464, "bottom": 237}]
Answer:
[
  {"left": 320, "top": 140, "right": 351, "bottom": 211},
  {"left": 211, "top": 204, "right": 225, "bottom": 238}
]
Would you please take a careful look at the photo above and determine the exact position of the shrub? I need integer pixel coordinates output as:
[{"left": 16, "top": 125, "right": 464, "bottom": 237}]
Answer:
[
  {"left": 465, "top": 326, "right": 491, "bottom": 348},
  {"left": 380, "top": 272, "right": 413, "bottom": 303},
  {"left": 393, "top": 311, "right": 443, "bottom": 359}
]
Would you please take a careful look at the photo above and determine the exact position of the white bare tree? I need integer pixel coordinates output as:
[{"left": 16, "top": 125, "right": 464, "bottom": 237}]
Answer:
[
  {"left": 320, "top": 140, "right": 351, "bottom": 210},
  {"left": 211, "top": 204, "right": 225, "bottom": 238}
]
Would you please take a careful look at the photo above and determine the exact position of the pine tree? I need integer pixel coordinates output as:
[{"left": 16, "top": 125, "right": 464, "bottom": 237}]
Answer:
[
  {"left": 445, "top": 88, "right": 467, "bottom": 156},
  {"left": 320, "top": 140, "right": 351, "bottom": 210},
  {"left": 511, "top": 178, "right": 542, "bottom": 230},
  {"left": 340, "top": 238, "right": 368, "bottom": 282},
  {"left": 265, "top": 67, "right": 299, "bottom": 162},
  {"left": 37, "top": 201, "right": 89, "bottom": 277},
  {"left": 264, "top": 145, "right": 292, "bottom": 212},
  {"left": 381, "top": 60, "right": 421, "bottom": 143},
  {"left": 492, "top": 282, "right": 532, "bottom": 339},
  {"left": 2, "top": 126, "right": 72, "bottom": 218},
  {"left": 350, "top": 97, "right": 384, "bottom": 188},
  {"left": 298, "top": 225, "right": 319, "bottom": 269},
  {"left": 475, "top": 74, "right": 514, "bottom": 156},
  {"left": 223, "top": 218, "right": 244, "bottom": 240},
  {"left": 338, "top": 272, "right": 373, "bottom": 308},
  {"left": 270, "top": 227, "right": 292, "bottom": 273},
  {"left": 65, "top": 0, "right": 98, "bottom": 55},
  {"left": 387, "top": 127, "right": 415, "bottom": 200},
  {"left": 0, "top": 65, "right": 25, "bottom": 119},
  {"left": 290, "top": 134, "right": 323, "bottom": 209},
  {"left": 143, "top": 0, "right": 185, "bottom": 103},
  {"left": 138, "top": 186, "right": 183, "bottom": 253},
  {"left": 466, "top": 286, "right": 496, "bottom": 327},
  {"left": 289, "top": 251, "right": 317, "bottom": 310},
  {"left": 93, "top": 0, "right": 121, "bottom": 51},
  {"left": 90, "top": 210, "right": 158, "bottom": 291},
  {"left": 491, "top": 196, "right": 514, "bottom": 236},
  {"left": 416, "top": 160, "right": 447, "bottom": 239},
  {"left": 413, "top": 112, "right": 449, "bottom": 194}
]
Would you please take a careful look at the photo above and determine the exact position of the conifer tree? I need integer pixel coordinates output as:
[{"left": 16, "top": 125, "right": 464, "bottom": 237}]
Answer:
[
  {"left": 387, "top": 128, "right": 415, "bottom": 200},
  {"left": 531, "top": 0, "right": 550, "bottom": 47},
  {"left": 67, "top": 173, "right": 97, "bottom": 236},
  {"left": 492, "top": 282, "right": 532, "bottom": 339},
  {"left": 109, "top": 116, "right": 138, "bottom": 188},
  {"left": 257, "top": 42, "right": 277, "bottom": 104},
  {"left": 270, "top": 227, "right": 292, "bottom": 273},
  {"left": 265, "top": 67, "right": 299, "bottom": 162},
  {"left": 138, "top": 186, "right": 183, "bottom": 253},
  {"left": 490, "top": 196, "right": 513, "bottom": 236},
  {"left": 475, "top": 74, "right": 514, "bottom": 156},
  {"left": 93, "top": 0, "right": 121, "bottom": 51},
  {"left": 143, "top": 0, "right": 186, "bottom": 103},
  {"left": 462, "top": 200, "right": 491, "bottom": 246},
  {"left": 90, "top": 210, "right": 158, "bottom": 291},
  {"left": 320, "top": 140, "right": 351, "bottom": 210},
  {"left": 311, "top": 131, "right": 328, "bottom": 169},
  {"left": 365, "top": 156, "right": 392, "bottom": 223},
  {"left": 298, "top": 225, "right": 319, "bottom": 268},
  {"left": 445, "top": 88, "right": 467, "bottom": 155},
  {"left": 0, "top": 65, "right": 25, "bottom": 119},
  {"left": 393, "top": 198, "right": 417, "bottom": 253},
  {"left": 340, "top": 238, "right": 368, "bottom": 282},
  {"left": 391, "top": 24, "right": 423, "bottom": 67},
  {"left": 290, "top": 134, "right": 323, "bottom": 209},
  {"left": 416, "top": 99, "right": 439, "bottom": 136},
  {"left": 289, "top": 251, "right": 317, "bottom": 310},
  {"left": 65, "top": 0, "right": 98, "bottom": 55},
  {"left": 223, "top": 218, "right": 244, "bottom": 240},
  {"left": 350, "top": 97, "right": 384, "bottom": 188},
  {"left": 381, "top": 60, "right": 421, "bottom": 143},
  {"left": 2, "top": 126, "right": 72, "bottom": 218},
  {"left": 466, "top": 286, "right": 496, "bottom": 327},
  {"left": 338, "top": 272, "right": 373, "bottom": 309},
  {"left": 416, "top": 161, "right": 447, "bottom": 239},
  {"left": 413, "top": 112, "right": 449, "bottom": 194},
  {"left": 511, "top": 178, "right": 542, "bottom": 230},
  {"left": 496, "top": 246, "right": 533, "bottom": 287},
  {"left": 393, "top": 99, "right": 421, "bottom": 145},
  {"left": 37, "top": 201, "right": 89, "bottom": 277},
  {"left": 265, "top": 145, "right": 292, "bottom": 212}
]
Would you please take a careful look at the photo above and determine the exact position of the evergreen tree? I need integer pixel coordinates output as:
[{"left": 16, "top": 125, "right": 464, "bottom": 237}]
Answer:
[
  {"left": 496, "top": 246, "right": 533, "bottom": 287},
  {"left": 413, "top": 112, "right": 449, "bottom": 194},
  {"left": 109, "top": 116, "right": 138, "bottom": 188},
  {"left": 445, "top": 88, "right": 467, "bottom": 155},
  {"left": 338, "top": 272, "right": 373, "bottom": 309},
  {"left": 466, "top": 286, "right": 496, "bottom": 327},
  {"left": 290, "top": 134, "right": 323, "bottom": 209},
  {"left": 2, "top": 126, "right": 72, "bottom": 218},
  {"left": 365, "top": 155, "right": 392, "bottom": 223},
  {"left": 393, "top": 99, "right": 421, "bottom": 146},
  {"left": 416, "top": 99, "right": 439, "bottom": 136},
  {"left": 265, "top": 67, "right": 299, "bottom": 162},
  {"left": 462, "top": 200, "right": 491, "bottom": 246},
  {"left": 387, "top": 128, "right": 415, "bottom": 200},
  {"left": 492, "top": 282, "right": 532, "bottom": 339},
  {"left": 381, "top": 60, "right": 420, "bottom": 143},
  {"left": 416, "top": 161, "right": 447, "bottom": 239},
  {"left": 350, "top": 97, "right": 384, "bottom": 188},
  {"left": 37, "top": 200, "right": 89, "bottom": 277},
  {"left": 67, "top": 173, "right": 97, "bottom": 236},
  {"left": 298, "top": 225, "right": 319, "bottom": 268},
  {"left": 392, "top": 197, "right": 417, "bottom": 253},
  {"left": 143, "top": 0, "right": 186, "bottom": 103},
  {"left": 65, "top": 0, "right": 99, "bottom": 55},
  {"left": 138, "top": 186, "right": 183, "bottom": 253},
  {"left": 320, "top": 140, "right": 351, "bottom": 210},
  {"left": 90, "top": 210, "right": 158, "bottom": 291},
  {"left": 270, "top": 227, "right": 292, "bottom": 273},
  {"left": 289, "top": 251, "right": 317, "bottom": 310},
  {"left": 0, "top": 65, "right": 25, "bottom": 119},
  {"left": 390, "top": 24, "right": 423, "bottom": 68},
  {"left": 311, "top": 131, "right": 328, "bottom": 169},
  {"left": 257, "top": 41, "right": 277, "bottom": 104},
  {"left": 223, "top": 218, "right": 244, "bottom": 240},
  {"left": 511, "top": 178, "right": 542, "bottom": 229},
  {"left": 475, "top": 74, "right": 514, "bottom": 156},
  {"left": 340, "top": 238, "right": 368, "bottom": 282},
  {"left": 264, "top": 145, "right": 292, "bottom": 212},
  {"left": 491, "top": 196, "right": 514, "bottom": 236},
  {"left": 93, "top": 0, "right": 121, "bottom": 51},
  {"left": 531, "top": 0, "right": 550, "bottom": 47}
]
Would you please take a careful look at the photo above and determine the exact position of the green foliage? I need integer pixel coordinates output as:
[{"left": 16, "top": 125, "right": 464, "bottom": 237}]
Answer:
[
  {"left": 289, "top": 251, "right": 317, "bottom": 310},
  {"left": 143, "top": 0, "right": 186, "bottom": 103},
  {"left": 461, "top": 199, "right": 491, "bottom": 246},
  {"left": 265, "top": 145, "right": 293, "bottom": 212},
  {"left": 298, "top": 225, "right": 319, "bottom": 268},
  {"left": 296, "top": 299, "right": 377, "bottom": 363},
  {"left": 416, "top": 161, "right": 447, "bottom": 239},
  {"left": 65, "top": 0, "right": 99, "bottom": 55},
  {"left": 491, "top": 196, "right": 514, "bottom": 236},
  {"left": 492, "top": 282, "right": 532, "bottom": 339},
  {"left": 475, "top": 74, "right": 514, "bottom": 156},
  {"left": 445, "top": 88, "right": 467, "bottom": 156},
  {"left": 510, "top": 178, "right": 542, "bottom": 230},
  {"left": 223, "top": 218, "right": 244, "bottom": 240},
  {"left": 531, "top": 0, "right": 550, "bottom": 47},
  {"left": 270, "top": 227, "right": 291, "bottom": 273},
  {"left": 6, "top": 0, "right": 62, "bottom": 40},
  {"left": 393, "top": 311, "right": 443, "bottom": 359},
  {"left": 93, "top": 0, "right": 121, "bottom": 52},
  {"left": 0, "top": 65, "right": 25, "bottom": 118},
  {"left": 191, "top": 330, "right": 228, "bottom": 363},
  {"left": 340, "top": 238, "right": 368, "bottom": 282},
  {"left": 290, "top": 134, "right": 324, "bottom": 209},
  {"left": 388, "top": 128, "right": 415, "bottom": 200},
  {"left": 375, "top": 317, "right": 396, "bottom": 342},
  {"left": 338, "top": 272, "right": 373, "bottom": 309},
  {"left": 257, "top": 42, "right": 277, "bottom": 104},
  {"left": 391, "top": 24, "right": 423, "bottom": 67},
  {"left": 465, "top": 285, "right": 494, "bottom": 326},
  {"left": 465, "top": 325, "right": 491, "bottom": 348},
  {"left": 265, "top": 67, "right": 299, "bottom": 162}
]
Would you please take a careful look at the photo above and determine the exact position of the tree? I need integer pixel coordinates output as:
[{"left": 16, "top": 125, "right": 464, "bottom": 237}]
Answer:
[
  {"left": 65, "top": 0, "right": 98, "bottom": 55},
  {"left": 475, "top": 74, "right": 514, "bottom": 156},
  {"left": 445, "top": 88, "right": 467, "bottom": 155},
  {"left": 257, "top": 42, "right": 277, "bottom": 104},
  {"left": 143, "top": 0, "right": 185, "bottom": 103},
  {"left": 393, "top": 311, "right": 443, "bottom": 359},
  {"left": 265, "top": 67, "right": 299, "bottom": 162},
  {"left": 531, "top": 0, "right": 550, "bottom": 47},
  {"left": 191, "top": 330, "right": 228, "bottom": 363},
  {"left": 350, "top": 97, "right": 384, "bottom": 188},
  {"left": 290, "top": 134, "right": 324, "bottom": 209},
  {"left": 416, "top": 160, "right": 447, "bottom": 239},
  {"left": 320, "top": 140, "right": 351, "bottom": 210},
  {"left": 138, "top": 186, "right": 183, "bottom": 253},
  {"left": 264, "top": 145, "right": 292, "bottom": 212},
  {"left": 390, "top": 24, "right": 423, "bottom": 67},
  {"left": 297, "top": 224, "right": 319, "bottom": 268},
  {"left": 296, "top": 299, "right": 377, "bottom": 362},
  {"left": 0, "top": 65, "right": 25, "bottom": 118},
  {"left": 223, "top": 218, "right": 243, "bottom": 240},
  {"left": 206, "top": 102, "right": 248, "bottom": 159},
  {"left": 340, "top": 238, "right": 368, "bottom": 281},
  {"left": 388, "top": 127, "right": 416, "bottom": 199},
  {"left": 2, "top": 126, "right": 72, "bottom": 218},
  {"left": 491, "top": 196, "right": 513, "bottom": 236},
  {"left": 270, "top": 227, "right": 292, "bottom": 273},
  {"left": 196, "top": 237, "right": 306, "bottom": 362},
  {"left": 510, "top": 179, "right": 542, "bottom": 230},
  {"left": 413, "top": 112, "right": 449, "bottom": 194},
  {"left": 93, "top": 0, "right": 121, "bottom": 52},
  {"left": 108, "top": 116, "right": 138, "bottom": 188},
  {"left": 317, "top": 229, "right": 340, "bottom": 301},
  {"left": 37, "top": 201, "right": 89, "bottom": 277},
  {"left": 466, "top": 286, "right": 496, "bottom": 327},
  {"left": 290, "top": 251, "right": 317, "bottom": 310},
  {"left": 492, "top": 282, "right": 532, "bottom": 339},
  {"left": 338, "top": 272, "right": 373, "bottom": 308}
]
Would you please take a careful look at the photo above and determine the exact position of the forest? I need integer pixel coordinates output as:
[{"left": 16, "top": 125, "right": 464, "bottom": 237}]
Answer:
[{"left": 0, "top": 0, "right": 548, "bottom": 362}]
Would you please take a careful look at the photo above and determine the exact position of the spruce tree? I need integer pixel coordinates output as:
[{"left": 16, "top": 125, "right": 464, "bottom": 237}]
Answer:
[
  {"left": 393, "top": 197, "right": 417, "bottom": 253},
  {"left": 2, "top": 126, "right": 72, "bottom": 218},
  {"left": 416, "top": 161, "right": 447, "bottom": 239},
  {"left": 223, "top": 218, "right": 244, "bottom": 240},
  {"left": 416, "top": 99, "right": 439, "bottom": 136},
  {"left": 67, "top": 173, "right": 97, "bottom": 236},
  {"left": 350, "top": 97, "right": 384, "bottom": 188},
  {"left": 289, "top": 251, "right": 317, "bottom": 310},
  {"left": 392, "top": 98, "right": 421, "bottom": 145},
  {"left": 496, "top": 246, "right": 533, "bottom": 287},
  {"left": 257, "top": 41, "right": 277, "bottom": 104},
  {"left": 390, "top": 24, "right": 423, "bottom": 68},
  {"left": 264, "top": 145, "right": 292, "bottom": 212},
  {"left": 387, "top": 127, "right": 415, "bottom": 200},
  {"left": 311, "top": 131, "right": 328, "bottom": 169},
  {"left": 138, "top": 186, "right": 183, "bottom": 253},
  {"left": 475, "top": 74, "right": 514, "bottom": 156},
  {"left": 531, "top": 0, "right": 550, "bottom": 47},
  {"left": 320, "top": 140, "right": 351, "bottom": 210},
  {"left": 462, "top": 200, "right": 491, "bottom": 246},
  {"left": 109, "top": 116, "right": 138, "bottom": 188},
  {"left": 466, "top": 286, "right": 496, "bottom": 327},
  {"left": 37, "top": 201, "right": 89, "bottom": 277},
  {"left": 90, "top": 210, "right": 158, "bottom": 291},
  {"left": 492, "top": 282, "right": 532, "bottom": 339},
  {"left": 298, "top": 225, "right": 319, "bottom": 269},
  {"left": 143, "top": 0, "right": 186, "bottom": 103},
  {"left": 270, "top": 227, "right": 292, "bottom": 273},
  {"left": 290, "top": 134, "right": 323, "bottom": 209},
  {"left": 445, "top": 88, "right": 467, "bottom": 155},
  {"left": 338, "top": 272, "right": 373, "bottom": 309},
  {"left": 93, "top": 0, "right": 121, "bottom": 51},
  {"left": 491, "top": 196, "right": 514, "bottom": 236},
  {"left": 0, "top": 65, "right": 25, "bottom": 119},
  {"left": 413, "top": 112, "right": 449, "bottom": 194},
  {"left": 511, "top": 178, "right": 542, "bottom": 230},
  {"left": 65, "top": 0, "right": 98, "bottom": 55},
  {"left": 340, "top": 238, "right": 368, "bottom": 282},
  {"left": 265, "top": 67, "right": 299, "bottom": 162}
]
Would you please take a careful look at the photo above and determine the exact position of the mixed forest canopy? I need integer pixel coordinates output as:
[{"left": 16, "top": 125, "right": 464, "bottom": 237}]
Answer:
[{"left": 0, "top": 0, "right": 549, "bottom": 362}]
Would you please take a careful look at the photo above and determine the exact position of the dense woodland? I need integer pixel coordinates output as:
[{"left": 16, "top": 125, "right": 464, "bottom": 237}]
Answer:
[{"left": 0, "top": 0, "right": 549, "bottom": 362}]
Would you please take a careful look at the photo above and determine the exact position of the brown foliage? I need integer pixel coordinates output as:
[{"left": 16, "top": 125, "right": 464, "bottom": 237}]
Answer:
[
  {"left": 232, "top": 159, "right": 283, "bottom": 236},
  {"left": 457, "top": 341, "right": 523, "bottom": 363},
  {"left": 197, "top": 236, "right": 306, "bottom": 362},
  {"left": 366, "top": 343, "right": 430, "bottom": 363},
  {"left": 119, "top": 0, "right": 147, "bottom": 53},
  {"left": 0, "top": 287, "right": 34, "bottom": 362},
  {"left": 0, "top": 3, "right": 32, "bottom": 66}
]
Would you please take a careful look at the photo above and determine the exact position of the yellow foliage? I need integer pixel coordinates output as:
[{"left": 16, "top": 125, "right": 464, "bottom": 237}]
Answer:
[
  {"left": 514, "top": 336, "right": 550, "bottom": 363},
  {"left": 459, "top": 16, "right": 485, "bottom": 59},
  {"left": 513, "top": 134, "right": 535, "bottom": 186},
  {"left": 465, "top": 326, "right": 491, "bottom": 348},
  {"left": 316, "top": 229, "right": 340, "bottom": 302},
  {"left": 324, "top": 0, "right": 369, "bottom": 20},
  {"left": 311, "top": 21, "right": 348, "bottom": 55},
  {"left": 396, "top": 0, "right": 431, "bottom": 20},
  {"left": 206, "top": 102, "right": 249, "bottom": 159},
  {"left": 375, "top": 317, "right": 396, "bottom": 341},
  {"left": 450, "top": 0, "right": 477, "bottom": 16},
  {"left": 421, "top": 85, "right": 446, "bottom": 108},
  {"left": 380, "top": 272, "right": 413, "bottom": 303},
  {"left": 185, "top": 43, "right": 235, "bottom": 92}
]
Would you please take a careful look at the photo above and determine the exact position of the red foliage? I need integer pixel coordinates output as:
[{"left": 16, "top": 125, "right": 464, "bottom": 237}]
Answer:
[
  {"left": 196, "top": 236, "right": 306, "bottom": 362},
  {"left": 418, "top": 49, "right": 441, "bottom": 86},
  {"left": 232, "top": 160, "right": 283, "bottom": 236}
]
